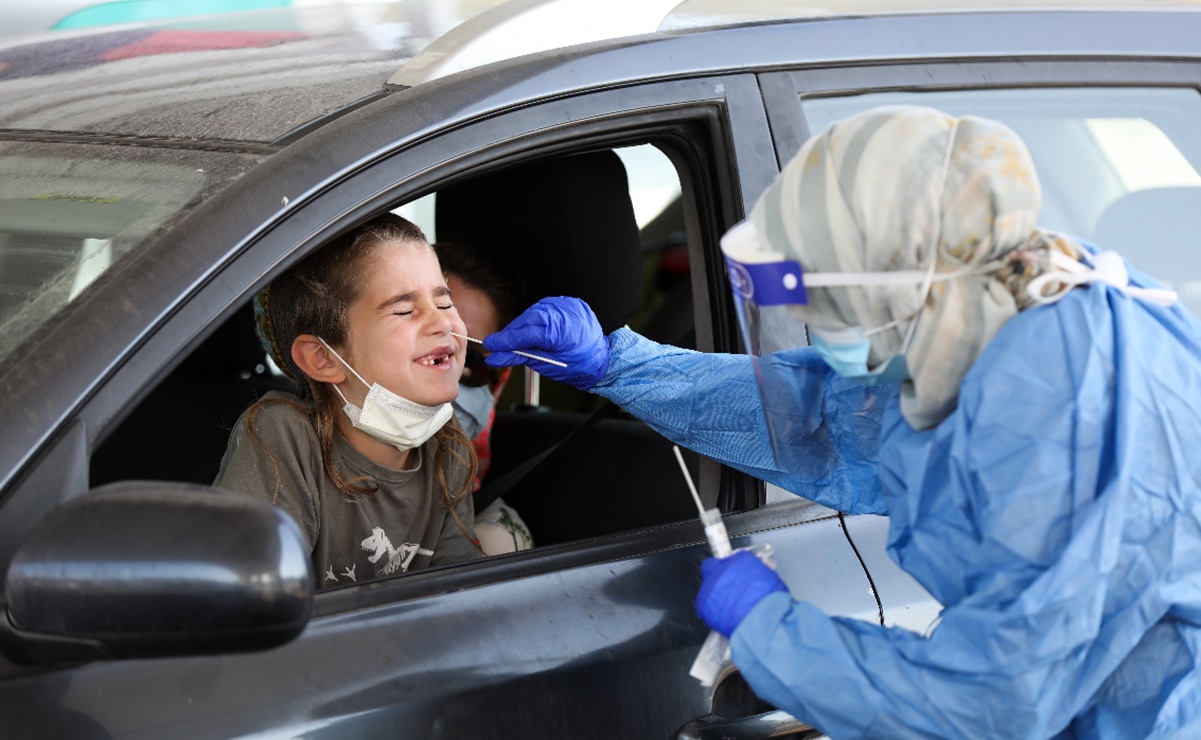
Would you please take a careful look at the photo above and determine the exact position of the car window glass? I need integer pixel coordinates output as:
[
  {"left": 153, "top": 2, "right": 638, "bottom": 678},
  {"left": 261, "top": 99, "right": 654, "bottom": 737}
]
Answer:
[
  {"left": 802, "top": 86, "right": 1201, "bottom": 316},
  {"left": 758, "top": 86, "right": 1201, "bottom": 512},
  {"left": 0, "top": 142, "right": 264, "bottom": 365}
]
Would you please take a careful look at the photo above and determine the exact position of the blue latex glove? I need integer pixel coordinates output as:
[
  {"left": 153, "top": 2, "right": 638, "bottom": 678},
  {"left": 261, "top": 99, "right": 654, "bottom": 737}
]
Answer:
[
  {"left": 482, "top": 296, "right": 611, "bottom": 390},
  {"left": 696, "top": 550, "right": 789, "bottom": 638}
]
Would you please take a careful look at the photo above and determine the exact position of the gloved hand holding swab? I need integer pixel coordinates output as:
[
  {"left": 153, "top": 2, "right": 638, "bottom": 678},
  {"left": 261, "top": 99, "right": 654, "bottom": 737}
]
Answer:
[
  {"left": 449, "top": 331, "right": 568, "bottom": 367},
  {"left": 475, "top": 297, "right": 610, "bottom": 389}
]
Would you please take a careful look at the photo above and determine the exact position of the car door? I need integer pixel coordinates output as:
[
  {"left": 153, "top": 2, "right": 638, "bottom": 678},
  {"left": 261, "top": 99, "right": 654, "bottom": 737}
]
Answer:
[
  {"left": 757, "top": 55, "right": 1201, "bottom": 634},
  {"left": 0, "top": 69, "right": 882, "bottom": 739}
]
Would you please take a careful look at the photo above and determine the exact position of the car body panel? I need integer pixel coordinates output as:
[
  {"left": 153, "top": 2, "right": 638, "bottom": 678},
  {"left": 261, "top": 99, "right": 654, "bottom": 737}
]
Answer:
[
  {"left": 2, "top": 3, "right": 1201, "bottom": 736},
  {"left": 0, "top": 502, "right": 879, "bottom": 738}
]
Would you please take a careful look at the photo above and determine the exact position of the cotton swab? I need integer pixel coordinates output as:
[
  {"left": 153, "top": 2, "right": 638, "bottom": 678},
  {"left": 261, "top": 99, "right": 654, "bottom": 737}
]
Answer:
[
  {"left": 449, "top": 331, "right": 568, "bottom": 368},
  {"left": 674, "top": 445, "right": 707, "bottom": 520}
]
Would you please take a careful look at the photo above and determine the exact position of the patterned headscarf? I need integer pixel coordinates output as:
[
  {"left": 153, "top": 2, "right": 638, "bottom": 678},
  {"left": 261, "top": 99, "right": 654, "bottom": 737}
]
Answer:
[
  {"left": 751, "top": 105, "right": 1078, "bottom": 430},
  {"left": 253, "top": 284, "right": 292, "bottom": 379}
]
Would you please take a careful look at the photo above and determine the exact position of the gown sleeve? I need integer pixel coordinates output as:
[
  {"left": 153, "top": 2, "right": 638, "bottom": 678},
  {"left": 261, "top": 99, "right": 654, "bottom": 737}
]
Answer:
[{"left": 589, "top": 328, "right": 888, "bottom": 515}]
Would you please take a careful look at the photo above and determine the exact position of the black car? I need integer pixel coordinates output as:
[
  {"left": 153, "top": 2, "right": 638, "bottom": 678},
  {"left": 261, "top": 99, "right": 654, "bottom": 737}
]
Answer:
[{"left": 2, "top": 1, "right": 1200, "bottom": 736}]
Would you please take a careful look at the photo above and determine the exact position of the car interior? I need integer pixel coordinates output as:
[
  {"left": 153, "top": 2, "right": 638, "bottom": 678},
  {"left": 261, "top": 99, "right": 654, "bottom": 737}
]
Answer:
[{"left": 90, "top": 142, "right": 706, "bottom": 550}]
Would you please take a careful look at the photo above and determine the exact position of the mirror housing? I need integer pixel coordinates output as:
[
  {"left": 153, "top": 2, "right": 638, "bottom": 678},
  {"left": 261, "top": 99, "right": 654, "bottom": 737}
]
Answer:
[{"left": 2, "top": 482, "right": 312, "bottom": 663}]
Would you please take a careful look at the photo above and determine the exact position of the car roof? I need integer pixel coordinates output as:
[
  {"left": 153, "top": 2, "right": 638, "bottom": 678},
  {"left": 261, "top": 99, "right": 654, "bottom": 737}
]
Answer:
[
  {"left": 7, "top": 0, "right": 1199, "bottom": 146},
  {"left": 0, "top": 1, "right": 510, "bottom": 145},
  {"left": 390, "top": 0, "right": 1201, "bottom": 85}
]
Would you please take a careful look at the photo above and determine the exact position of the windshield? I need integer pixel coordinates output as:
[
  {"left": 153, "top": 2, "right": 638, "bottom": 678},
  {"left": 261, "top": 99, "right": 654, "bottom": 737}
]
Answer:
[{"left": 0, "top": 140, "right": 264, "bottom": 361}]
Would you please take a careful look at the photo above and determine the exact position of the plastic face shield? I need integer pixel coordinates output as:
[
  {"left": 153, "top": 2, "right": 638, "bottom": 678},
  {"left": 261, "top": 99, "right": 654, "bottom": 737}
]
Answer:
[
  {"left": 721, "top": 219, "right": 852, "bottom": 474},
  {"left": 722, "top": 218, "right": 813, "bottom": 354}
]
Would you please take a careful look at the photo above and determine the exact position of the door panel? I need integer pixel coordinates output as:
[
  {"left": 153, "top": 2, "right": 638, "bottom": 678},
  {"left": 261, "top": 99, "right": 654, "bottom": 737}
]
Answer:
[{"left": 0, "top": 507, "right": 877, "bottom": 737}]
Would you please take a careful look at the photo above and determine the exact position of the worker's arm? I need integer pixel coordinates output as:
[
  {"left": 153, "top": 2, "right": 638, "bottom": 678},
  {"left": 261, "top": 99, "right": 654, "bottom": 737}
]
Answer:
[
  {"left": 592, "top": 327, "right": 888, "bottom": 515},
  {"left": 483, "top": 296, "right": 888, "bottom": 515}
]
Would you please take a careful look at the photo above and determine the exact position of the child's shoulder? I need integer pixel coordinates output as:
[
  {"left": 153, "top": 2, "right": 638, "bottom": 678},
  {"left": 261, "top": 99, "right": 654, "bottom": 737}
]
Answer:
[{"left": 237, "top": 391, "right": 317, "bottom": 443}]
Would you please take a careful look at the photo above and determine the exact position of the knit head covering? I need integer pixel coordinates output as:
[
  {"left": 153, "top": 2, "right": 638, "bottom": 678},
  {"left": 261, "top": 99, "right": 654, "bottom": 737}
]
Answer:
[
  {"left": 750, "top": 104, "right": 1078, "bottom": 430},
  {"left": 253, "top": 284, "right": 291, "bottom": 379}
]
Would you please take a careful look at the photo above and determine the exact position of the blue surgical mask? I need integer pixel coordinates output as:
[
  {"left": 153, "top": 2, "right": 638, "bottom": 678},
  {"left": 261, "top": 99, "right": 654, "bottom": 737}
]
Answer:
[
  {"left": 452, "top": 383, "right": 496, "bottom": 440},
  {"left": 808, "top": 325, "right": 911, "bottom": 384}
]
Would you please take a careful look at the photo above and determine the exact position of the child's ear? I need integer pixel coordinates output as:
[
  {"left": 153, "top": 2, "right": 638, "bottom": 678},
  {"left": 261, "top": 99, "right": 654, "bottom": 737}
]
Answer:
[{"left": 292, "top": 334, "right": 346, "bottom": 384}]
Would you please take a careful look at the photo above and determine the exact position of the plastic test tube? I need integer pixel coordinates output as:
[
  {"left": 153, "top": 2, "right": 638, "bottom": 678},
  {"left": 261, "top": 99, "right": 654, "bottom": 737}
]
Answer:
[{"left": 673, "top": 445, "right": 733, "bottom": 686}]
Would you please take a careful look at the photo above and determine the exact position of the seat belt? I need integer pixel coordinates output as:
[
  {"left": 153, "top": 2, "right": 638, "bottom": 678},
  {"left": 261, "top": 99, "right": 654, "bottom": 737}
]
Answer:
[
  {"left": 473, "top": 400, "right": 621, "bottom": 514},
  {"left": 474, "top": 327, "right": 695, "bottom": 514}
]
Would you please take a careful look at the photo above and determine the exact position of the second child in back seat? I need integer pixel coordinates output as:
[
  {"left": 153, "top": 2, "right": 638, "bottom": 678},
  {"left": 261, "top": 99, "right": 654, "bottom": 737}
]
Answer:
[
  {"left": 215, "top": 214, "right": 483, "bottom": 588},
  {"left": 435, "top": 240, "right": 533, "bottom": 555}
]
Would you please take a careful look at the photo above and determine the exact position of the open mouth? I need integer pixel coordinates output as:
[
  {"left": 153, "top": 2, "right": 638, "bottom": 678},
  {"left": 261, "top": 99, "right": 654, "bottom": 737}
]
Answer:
[{"left": 416, "top": 348, "right": 453, "bottom": 367}]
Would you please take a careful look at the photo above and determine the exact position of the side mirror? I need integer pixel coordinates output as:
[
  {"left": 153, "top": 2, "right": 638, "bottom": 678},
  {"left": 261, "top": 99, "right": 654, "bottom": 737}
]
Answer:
[{"left": 1, "top": 482, "right": 313, "bottom": 663}]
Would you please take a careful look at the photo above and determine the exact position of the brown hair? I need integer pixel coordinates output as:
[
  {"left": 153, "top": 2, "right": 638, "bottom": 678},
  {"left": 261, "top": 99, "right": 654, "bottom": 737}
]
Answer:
[{"left": 250, "top": 213, "right": 479, "bottom": 542}]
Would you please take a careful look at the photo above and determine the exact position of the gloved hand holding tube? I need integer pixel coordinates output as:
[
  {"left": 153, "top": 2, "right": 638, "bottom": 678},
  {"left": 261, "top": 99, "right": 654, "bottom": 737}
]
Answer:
[
  {"left": 672, "top": 446, "right": 788, "bottom": 685},
  {"left": 482, "top": 296, "right": 611, "bottom": 390},
  {"left": 696, "top": 550, "right": 789, "bottom": 638}
]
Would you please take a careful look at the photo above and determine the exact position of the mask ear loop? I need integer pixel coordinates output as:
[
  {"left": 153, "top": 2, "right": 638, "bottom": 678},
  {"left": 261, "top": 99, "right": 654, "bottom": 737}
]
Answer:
[{"left": 317, "top": 337, "right": 372, "bottom": 406}]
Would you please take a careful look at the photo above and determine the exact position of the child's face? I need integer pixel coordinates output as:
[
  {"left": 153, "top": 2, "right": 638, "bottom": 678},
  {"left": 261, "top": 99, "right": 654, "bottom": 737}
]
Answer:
[{"left": 341, "top": 241, "right": 468, "bottom": 407}]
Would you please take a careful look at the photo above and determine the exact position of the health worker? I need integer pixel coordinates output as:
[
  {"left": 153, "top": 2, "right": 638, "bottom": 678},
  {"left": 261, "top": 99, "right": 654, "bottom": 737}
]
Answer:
[{"left": 483, "top": 104, "right": 1201, "bottom": 738}]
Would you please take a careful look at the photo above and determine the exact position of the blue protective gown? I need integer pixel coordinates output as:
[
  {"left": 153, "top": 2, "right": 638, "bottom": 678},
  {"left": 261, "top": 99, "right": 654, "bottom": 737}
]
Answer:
[
  {"left": 592, "top": 274, "right": 1201, "bottom": 737},
  {"left": 592, "top": 329, "right": 889, "bottom": 515}
]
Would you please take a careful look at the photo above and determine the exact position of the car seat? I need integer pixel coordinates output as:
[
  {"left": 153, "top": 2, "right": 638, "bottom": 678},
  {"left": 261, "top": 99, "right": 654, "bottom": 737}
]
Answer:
[
  {"left": 435, "top": 150, "right": 700, "bottom": 545},
  {"left": 90, "top": 305, "right": 290, "bottom": 487},
  {"left": 436, "top": 150, "right": 645, "bottom": 332}
]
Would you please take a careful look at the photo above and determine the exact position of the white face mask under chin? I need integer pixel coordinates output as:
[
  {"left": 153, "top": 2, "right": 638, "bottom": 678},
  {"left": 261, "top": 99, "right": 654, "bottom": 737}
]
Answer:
[{"left": 318, "top": 338, "right": 453, "bottom": 451}]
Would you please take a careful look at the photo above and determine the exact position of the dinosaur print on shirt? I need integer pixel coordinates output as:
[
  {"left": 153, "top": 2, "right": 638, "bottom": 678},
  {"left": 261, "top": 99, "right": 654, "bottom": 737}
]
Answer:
[{"left": 361, "top": 527, "right": 433, "bottom": 576}]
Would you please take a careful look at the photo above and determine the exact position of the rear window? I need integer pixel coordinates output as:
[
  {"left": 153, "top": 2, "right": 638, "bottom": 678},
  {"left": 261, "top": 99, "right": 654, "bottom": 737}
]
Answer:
[{"left": 802, "top": 86, "right": 1201, "bottom": 317}]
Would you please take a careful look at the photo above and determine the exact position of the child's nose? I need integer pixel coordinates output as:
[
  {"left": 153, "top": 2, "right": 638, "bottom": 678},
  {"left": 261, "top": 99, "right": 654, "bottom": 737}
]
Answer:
[{"left": 426, "top": 308, "right": 455, "bottom": 334}]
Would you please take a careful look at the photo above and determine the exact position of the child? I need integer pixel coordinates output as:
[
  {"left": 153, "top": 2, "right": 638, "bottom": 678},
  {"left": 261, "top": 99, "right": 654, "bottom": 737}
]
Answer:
[
  {"left": 216, "top": 214, "right": 482, "bottom": 588},
  {"left": 434, "top": 240, "right": 534, "bottom": 555}
]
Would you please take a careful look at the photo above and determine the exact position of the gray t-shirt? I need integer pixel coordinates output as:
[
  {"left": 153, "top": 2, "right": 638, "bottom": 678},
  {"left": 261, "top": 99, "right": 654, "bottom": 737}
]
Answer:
[{"left": 215, "top": 391, "right": 480, "bottom": 588}]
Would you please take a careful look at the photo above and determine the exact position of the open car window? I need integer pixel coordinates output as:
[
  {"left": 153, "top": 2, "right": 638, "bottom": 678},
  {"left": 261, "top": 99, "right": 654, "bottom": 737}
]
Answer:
[{"left": 89, "top": 141, "right": 711, "bottom": 572}]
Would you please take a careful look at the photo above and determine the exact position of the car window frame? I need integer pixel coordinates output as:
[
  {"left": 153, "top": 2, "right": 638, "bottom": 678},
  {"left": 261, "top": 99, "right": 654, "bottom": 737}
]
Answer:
[
  {"left": 4, "top": 74, "right": 776, "bottom": 610},
  {"left": 759, "top": 59, "right": 1201, "bottom": 167}
]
